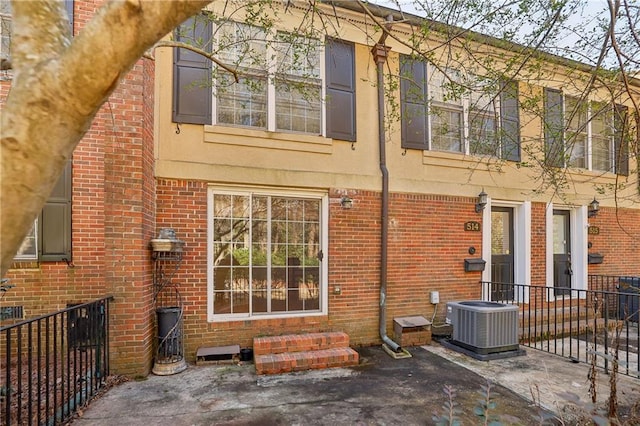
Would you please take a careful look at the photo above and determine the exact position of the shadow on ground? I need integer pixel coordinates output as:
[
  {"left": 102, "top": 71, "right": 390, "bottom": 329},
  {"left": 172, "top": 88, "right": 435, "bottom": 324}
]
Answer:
[{"left": 71, "top": 345, "right": 550, "bottom": 425}]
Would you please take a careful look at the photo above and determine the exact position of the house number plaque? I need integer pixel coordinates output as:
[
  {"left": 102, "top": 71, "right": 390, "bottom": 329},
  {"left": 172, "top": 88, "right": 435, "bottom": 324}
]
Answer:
[
  {"left": 464, "top": 221, "right": 481, "bottom": 232},
  {"left": 588, "top": 226, "right": 600, "bottom": 235}
]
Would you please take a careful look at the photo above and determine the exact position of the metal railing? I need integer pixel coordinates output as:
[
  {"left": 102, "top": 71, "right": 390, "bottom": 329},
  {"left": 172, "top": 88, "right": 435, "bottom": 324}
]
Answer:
[
  {"left": 1, "top": 297, "right": 113, "bottom": 425},
  {"left": 481, "top": 278, "right": 639, "bottom": 378}
]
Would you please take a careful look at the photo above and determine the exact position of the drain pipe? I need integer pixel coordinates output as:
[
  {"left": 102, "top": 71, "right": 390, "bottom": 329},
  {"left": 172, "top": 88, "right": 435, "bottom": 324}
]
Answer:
[{"left": 371, "top": 24, "right": 401, "bottom": 353}]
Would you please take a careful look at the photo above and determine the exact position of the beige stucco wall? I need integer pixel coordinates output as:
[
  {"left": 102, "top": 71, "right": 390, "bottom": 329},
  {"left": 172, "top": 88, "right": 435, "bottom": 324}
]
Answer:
[{"left": 154, "top": 2, "right": 639, "bottom": 209}]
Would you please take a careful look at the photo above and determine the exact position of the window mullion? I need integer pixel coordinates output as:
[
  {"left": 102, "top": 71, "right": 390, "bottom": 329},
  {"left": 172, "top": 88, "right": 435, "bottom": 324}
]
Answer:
[
  {"left": 319, "top": 41, "right": 327, "bottom": 137},
  {"left": 266, "top": 196, "right": 272, "bottom": 313},
  {"left": 425, "top": 64, "right": 432, "bottom": 150},
  {"left": 266, "top": 39, "right": 276, "bottom": 131},
  {"left": 463, "top": 97, "right": 470, "bottom": 154},
  {"left": 211, "top": 24, "right": 218, "bottom": 125},
  {"left": 248, "top": 194, "right": 253, "bottom": 316},
  {"left": 494, "top": 98, "right": 502, "bottom": 157},
  {"left": 586, "top": 102, "right": 593, "bottom": 170},
  {"left": 609, "top": 110, "right": 615, "bottom": 170}
]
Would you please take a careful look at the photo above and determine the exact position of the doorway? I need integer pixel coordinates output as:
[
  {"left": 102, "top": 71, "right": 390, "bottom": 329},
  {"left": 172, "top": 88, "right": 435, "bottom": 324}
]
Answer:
[
  {"left": 553, "top": 210, "right": 572, "bottom": 296},
  {"left": 491, "top": 207, "right": 514, "bottom": 301}
]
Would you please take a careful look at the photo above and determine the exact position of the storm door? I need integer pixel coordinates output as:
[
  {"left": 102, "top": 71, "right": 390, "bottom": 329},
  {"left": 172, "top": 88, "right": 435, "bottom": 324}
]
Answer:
[
  {"left": 491, "top": 207, "right": 514, "bottom": 301},
  {"left": 553, "top": 210, "right": 572, "bottom": 296}
]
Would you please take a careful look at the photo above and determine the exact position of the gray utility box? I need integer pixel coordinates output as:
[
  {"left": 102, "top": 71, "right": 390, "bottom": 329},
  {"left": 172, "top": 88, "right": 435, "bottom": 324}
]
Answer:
[
  {"left": 446, "top": 301, "right": 519, "bottom": 354},
  {"left": 619, "top": 277, "right": 639, "bottom": 323}
]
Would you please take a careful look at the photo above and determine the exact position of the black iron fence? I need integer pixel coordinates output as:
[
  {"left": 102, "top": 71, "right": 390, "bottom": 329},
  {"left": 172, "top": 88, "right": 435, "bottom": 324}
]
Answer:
[
  {"left": 1, "top": 297, "right": 113, "bottom": 425},
  {"left": 481, "top": 277, "right": 639, "bottom": 378}
]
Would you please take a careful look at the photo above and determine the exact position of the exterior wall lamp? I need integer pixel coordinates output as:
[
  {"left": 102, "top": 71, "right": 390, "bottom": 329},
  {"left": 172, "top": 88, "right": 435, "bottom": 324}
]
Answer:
[
  {"left": 588, "top": 197, "right": 600, "bottom": 218},
  {"left": 475, "top": 190, "right": 488, "bottom": 213},
  {"left": 340, "top": 196, "right": 353, "bottom": 209}
]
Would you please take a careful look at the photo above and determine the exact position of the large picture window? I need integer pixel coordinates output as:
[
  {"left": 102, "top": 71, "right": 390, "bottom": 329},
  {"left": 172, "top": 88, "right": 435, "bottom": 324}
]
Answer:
[{"left": 208, "top": 188, "right": 327, "bottom": 321}]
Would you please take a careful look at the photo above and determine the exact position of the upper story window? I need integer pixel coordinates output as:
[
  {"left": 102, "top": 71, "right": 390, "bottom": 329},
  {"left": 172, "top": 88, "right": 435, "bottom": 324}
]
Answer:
[
  {"left": 399, "top": 55, "right": 520, "bottom": 161},
  {"left": 0, "top": 0, "right": 12, "bottom": 64},
  {"left": 173, "top": 15, "right": 355, "bottom": 141},
  {"left": 544, "top": 89, "right": 628, "bottom": 175},
  {"left": 1, "top": 0, "right": 73, "bottom": 69},
  {"left": 214, "top": 22, "right": 321, "bottom": 133}
]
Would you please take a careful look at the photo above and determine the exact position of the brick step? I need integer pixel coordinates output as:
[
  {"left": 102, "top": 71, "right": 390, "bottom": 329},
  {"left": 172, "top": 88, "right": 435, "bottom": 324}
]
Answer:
[
  {"left": 254, "top": 347, "right": 359, "bottom": 375},
  {"left": 253, "top": 332, "right": 350, "bottom": 356},
  {"left": 519, "top": 318, "right": 622, "bottom": 342},
  {"left": 519, "top": 308, "right": 602, "bottom": 327}
]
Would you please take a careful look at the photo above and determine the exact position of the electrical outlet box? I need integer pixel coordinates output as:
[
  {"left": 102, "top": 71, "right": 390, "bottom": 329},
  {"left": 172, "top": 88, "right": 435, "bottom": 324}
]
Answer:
[{"left": 430, "top": 291, "right": 440, "bottom": 304}]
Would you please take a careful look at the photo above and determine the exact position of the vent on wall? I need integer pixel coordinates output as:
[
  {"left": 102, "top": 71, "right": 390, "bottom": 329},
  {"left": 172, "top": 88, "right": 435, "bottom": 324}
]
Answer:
[
  {"left": 446, "top": 301, "right": 519, "bottom": 354},
  {"left": 0, "top": 306, "right": 24, "bottom": 321}
]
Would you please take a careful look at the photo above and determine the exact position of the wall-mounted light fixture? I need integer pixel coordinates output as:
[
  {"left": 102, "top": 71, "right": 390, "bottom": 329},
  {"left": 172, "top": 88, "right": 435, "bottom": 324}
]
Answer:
[
  {"left": 588, "top": 197, "right": 600, "bottom": 218},
  {"left": 340, "top": 196, "right": 353, "bottom": 209},
  {"left": 475, "top": 189, "right": 488, "bottom": 213}
]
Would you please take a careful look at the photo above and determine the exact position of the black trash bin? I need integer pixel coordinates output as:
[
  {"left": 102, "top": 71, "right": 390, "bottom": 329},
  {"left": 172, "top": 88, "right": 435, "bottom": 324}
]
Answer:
[
  {"left": 618, "top": 277, "right": 640, "bottom": 323},
  {"left": 240, "top": 348, "right": 254, "bottom": 362},
  {"left": 157, "top": 307, "right": 182, "bottom": 357}
]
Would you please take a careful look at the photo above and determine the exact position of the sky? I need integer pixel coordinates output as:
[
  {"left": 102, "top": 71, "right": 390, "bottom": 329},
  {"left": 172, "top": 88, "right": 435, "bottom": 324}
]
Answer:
[{"left": 369, "top": 0, "right": 614, "bottom": 65}]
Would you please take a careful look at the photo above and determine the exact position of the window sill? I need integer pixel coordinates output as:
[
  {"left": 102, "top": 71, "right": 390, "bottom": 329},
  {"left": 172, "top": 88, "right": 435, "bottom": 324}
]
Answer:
[
  {"left": 10, "top": 260, "right": 40, "bottom": 270},
  {"left": 421, "top": 150, "right": 502, "bottom": 170},
  {"left": 204, "top": 125, "right": 333, "bottom": 154},
  {"left": 208, "top": 310, "right": 327, "bottom": 323},
  {"left": 563, "top": 167, "right": 621, "bottom": 181}
]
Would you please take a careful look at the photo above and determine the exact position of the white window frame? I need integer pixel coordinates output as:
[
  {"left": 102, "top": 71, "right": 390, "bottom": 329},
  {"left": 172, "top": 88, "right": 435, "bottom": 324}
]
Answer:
[
  {"left": 563, "top": 95, "right": 614, "bottom": 172},
  {"left": 211, "top": 21, "right": 326, "bottom": 136},
  {"left": 427, "top": 66, "right": 500, "bottom": 155},
  {"left": 0, "top": 0, "right": 11, "bottom": 65},
  {"left": 207, "top": 185, "right": 329, "bottom": 322},
  {"left": 14, "top": 219, "right": 38, "bottom": 260}
]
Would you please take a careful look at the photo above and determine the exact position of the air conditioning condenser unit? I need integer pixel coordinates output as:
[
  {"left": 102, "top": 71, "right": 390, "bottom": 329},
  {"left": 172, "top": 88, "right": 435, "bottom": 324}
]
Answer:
[{"left": 446, "top": 301, "right": 519, "bottom": 354}]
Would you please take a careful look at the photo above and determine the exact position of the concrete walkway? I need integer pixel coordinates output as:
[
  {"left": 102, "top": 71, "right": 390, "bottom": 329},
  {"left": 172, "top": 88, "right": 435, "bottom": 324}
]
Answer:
[
  {"left": 70, "top": 343, "right": 639, "bottom": 425},
  {"left": 423, "top": 343, "right": 639, "bottom": 421}
]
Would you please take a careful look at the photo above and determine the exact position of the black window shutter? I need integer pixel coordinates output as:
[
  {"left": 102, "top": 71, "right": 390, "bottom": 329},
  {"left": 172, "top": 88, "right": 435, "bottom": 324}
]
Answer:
[
  {"left": 614, "top": 104, "right": 629, "bottom": 176},
  {"left": 40, "top": 160, "right": 72, "bottom": 261},
  {"left": 65, "top": 0, "right": 74, "bottom": 34},
  {"left": 172, "top": 15, "right": 212, "bottom": 125},
  {"left": 544, "top": 88, "right": 564, "bottom": 167},
  {"left": 325, "top": 38, "right": 356, "bottom": 141},
  {"left": 400, "top": 56, "right": 428, "bottom": 150},
  {"left": 500, "top": 80, "right": 520, "bottom": 161}
]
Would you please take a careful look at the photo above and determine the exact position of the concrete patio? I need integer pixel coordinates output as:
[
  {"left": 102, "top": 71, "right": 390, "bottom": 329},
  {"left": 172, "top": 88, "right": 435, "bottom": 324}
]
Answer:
[{"left": 69, "top": 342, "right": 639, "bottom": 425}]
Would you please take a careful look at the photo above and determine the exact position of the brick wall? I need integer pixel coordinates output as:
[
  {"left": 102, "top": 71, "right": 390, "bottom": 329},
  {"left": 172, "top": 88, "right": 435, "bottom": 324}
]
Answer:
[
  {"left": 155, "top": 180, "right": 333, "bottom": 358},
  {"left": 155, "top": 180, "right": 640, "bottom": 360},
  {"left": 587, "top": 207, "right": 640, "bottom": 276},
  {"left": 155, "top": 182, "right": 486, "bottom": 357},
  {"left": 1, "top": 0, "right": 155, "bottom": 376},
  {"left": 530, "top": 202, "right": 548, "bottom": 287},
  {"left": 385, "top": 192, "right": 484, "bottom": 329},
  {"left": 1, "top": 0, "right": 638, "bottom": 376},
  {"left": 102, "top": 59, "right": 155, "bottom": 375}
]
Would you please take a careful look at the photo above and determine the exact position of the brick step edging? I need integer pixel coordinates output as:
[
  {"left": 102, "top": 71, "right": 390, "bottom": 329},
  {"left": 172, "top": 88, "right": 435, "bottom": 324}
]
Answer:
[
  {"left": 253, "top": 331, "right": 350, "bottom": 356},
  {"left": 255, "top": 347, "right": 359, "bottom": 375}
]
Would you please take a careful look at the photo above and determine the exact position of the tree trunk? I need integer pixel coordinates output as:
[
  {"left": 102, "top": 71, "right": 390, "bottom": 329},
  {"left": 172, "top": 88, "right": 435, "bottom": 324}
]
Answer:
[{"left": 1, "top": 0, "right": 211, "bottom": 276}]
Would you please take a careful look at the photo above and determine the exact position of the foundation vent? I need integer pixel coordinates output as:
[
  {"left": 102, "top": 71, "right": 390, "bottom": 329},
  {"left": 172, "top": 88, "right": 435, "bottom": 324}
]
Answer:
[{"left": 0, "top": 306, "right": 24, "bottom": 321}]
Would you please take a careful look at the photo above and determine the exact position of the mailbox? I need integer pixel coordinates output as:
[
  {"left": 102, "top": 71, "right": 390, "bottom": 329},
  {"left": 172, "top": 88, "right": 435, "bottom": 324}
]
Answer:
[
  {"left": 464, "top": 258, "right": 486, "bottom": 272},
  {"left": 588, "top": 253, "right": 604, "bottom": 264}
]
